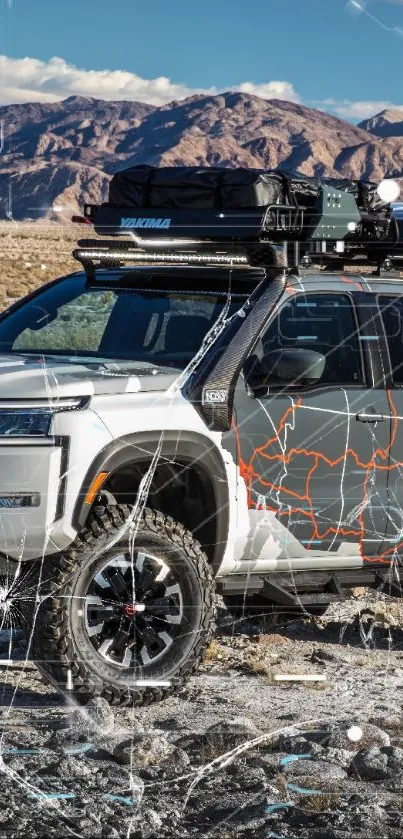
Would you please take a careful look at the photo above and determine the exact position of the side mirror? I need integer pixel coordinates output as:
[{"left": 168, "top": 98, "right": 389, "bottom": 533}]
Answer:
[{"left": 244, "top": 348, "right": 326, "bottom": 394}]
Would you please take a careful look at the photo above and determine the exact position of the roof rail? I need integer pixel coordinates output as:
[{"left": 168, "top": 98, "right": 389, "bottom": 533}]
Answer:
[{"left": 72, "top": 234, "right": 403, "bottom": 281}]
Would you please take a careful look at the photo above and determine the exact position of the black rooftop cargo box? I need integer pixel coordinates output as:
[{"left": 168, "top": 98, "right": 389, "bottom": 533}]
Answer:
[{"left": 108, "top": 164, "right": 388, "bottom": 214}]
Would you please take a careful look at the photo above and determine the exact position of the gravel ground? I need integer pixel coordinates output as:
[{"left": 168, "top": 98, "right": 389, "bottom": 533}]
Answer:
[{"left": 0, "top": 592, "right": 403, "bottom": 838}]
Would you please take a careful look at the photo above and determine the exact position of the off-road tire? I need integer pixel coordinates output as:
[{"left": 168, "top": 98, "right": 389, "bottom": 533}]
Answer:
[{"left": 31, "top": 505, "right": 215, "bottom": 706}]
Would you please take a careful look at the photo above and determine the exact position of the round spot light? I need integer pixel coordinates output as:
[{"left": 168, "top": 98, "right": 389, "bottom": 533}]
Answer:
[{"left": 376, "top": 179, "right": 401, "bottom": 204}]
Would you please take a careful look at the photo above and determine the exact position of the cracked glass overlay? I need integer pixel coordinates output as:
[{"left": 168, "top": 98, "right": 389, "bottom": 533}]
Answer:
[{"left": 1, "top": 3, "right": 403, "bottom": 834}]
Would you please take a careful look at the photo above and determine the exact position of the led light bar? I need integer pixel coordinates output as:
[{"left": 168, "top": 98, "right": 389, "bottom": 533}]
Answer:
[{"left": 74, "top": 248, "right": 248, "bottom": 266}]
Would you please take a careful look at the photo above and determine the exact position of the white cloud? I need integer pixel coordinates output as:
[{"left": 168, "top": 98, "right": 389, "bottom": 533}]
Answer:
[
  {"left": 318, "top": 98, "right": 403, "bottom": 119},
  {"left": 231, "top": 80, "right": 300, "bottom": 101},
  {"left": 0, "top": 56, "right": 193, "bottom": 106},
  {"left": 0, "top": 54, "right": 300, "bottom": 107}
]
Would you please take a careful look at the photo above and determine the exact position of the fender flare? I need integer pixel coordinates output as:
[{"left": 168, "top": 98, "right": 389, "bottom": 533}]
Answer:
[{"left": 72, "top": 430, "right": 230, "bottom": 572}]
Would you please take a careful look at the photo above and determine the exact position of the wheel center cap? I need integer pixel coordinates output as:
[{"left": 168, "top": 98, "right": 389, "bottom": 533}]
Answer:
[{"left": 124, "top": 604, "right": 137, "bottom": 617}]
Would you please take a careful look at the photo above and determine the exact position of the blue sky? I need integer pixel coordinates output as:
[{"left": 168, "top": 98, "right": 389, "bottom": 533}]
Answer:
[{"left": 0, "top": 0, "right": 403, "bottom": 121}]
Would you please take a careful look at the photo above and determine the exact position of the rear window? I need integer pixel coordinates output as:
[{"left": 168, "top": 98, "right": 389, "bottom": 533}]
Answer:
[{"left": 0, "top": 275, "right": 244, "bottom": 371}]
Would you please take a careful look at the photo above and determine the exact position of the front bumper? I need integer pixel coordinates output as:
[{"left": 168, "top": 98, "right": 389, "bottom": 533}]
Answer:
[
  {"left": 0, "top": 402, "right": 115, "bottom": 562},
  {"left": 0, "top": 437, "right": 63, "bottom": 561}
]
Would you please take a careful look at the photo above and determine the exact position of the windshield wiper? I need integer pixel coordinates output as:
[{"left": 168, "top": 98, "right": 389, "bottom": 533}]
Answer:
[{"left": 18, "top": 352, "right": 177, "bottom": 374}]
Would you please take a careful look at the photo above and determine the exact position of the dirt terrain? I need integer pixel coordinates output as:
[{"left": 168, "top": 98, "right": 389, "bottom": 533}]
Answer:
[
  {"left": 0, "top": 592, "right": 402, "bottom": 838},
  {"left": 0, "top": 224, "right": 96, "bottom": 310}
]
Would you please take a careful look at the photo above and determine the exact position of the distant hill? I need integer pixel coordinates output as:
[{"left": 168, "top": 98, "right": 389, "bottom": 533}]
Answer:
[
  {"left": 359, "top": 108, "right": 403, "bottom": 138},
  {"left": 1, "top": 92, "right": 403, "bottom": 220}
]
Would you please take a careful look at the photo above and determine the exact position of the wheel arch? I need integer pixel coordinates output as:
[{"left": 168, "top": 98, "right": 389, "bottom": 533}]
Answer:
[{"left": 72, "top": 430, "right": 230, "bottom": 573}]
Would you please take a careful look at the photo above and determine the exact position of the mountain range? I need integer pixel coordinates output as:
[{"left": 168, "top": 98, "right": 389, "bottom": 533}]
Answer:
[{"left": 0, "top": 92, "right": 403, "bottom": 221}]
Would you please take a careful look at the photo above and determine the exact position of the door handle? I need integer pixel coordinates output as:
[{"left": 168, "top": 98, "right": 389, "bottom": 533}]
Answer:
[{"left": 356, "top": 407, "right": 389, "bottom": 423}]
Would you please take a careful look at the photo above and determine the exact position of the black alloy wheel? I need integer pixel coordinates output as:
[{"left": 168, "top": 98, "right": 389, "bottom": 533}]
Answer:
[{"left": 31, "top": 505, "right": 216, "bottom": 706}]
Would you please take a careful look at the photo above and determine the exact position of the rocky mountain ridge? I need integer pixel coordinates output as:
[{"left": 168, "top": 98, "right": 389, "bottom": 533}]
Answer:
[{"left": 1, "top": 92, "right": 402, "bottom": 220}]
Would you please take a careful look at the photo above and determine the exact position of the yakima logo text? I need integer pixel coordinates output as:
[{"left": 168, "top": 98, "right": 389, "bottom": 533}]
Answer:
[{"left": 120, "top": 217, "right": 171, "bottom": 229}]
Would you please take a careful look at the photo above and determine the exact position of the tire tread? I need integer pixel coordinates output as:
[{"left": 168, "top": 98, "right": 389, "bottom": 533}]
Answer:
[{"left": 33, "top": 504, "right": 215, "bottom": 707}]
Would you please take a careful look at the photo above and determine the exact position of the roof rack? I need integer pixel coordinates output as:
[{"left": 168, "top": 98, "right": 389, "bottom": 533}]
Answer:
[
  {"left": 72, "top": 171, "right": 403, "bottom": 279},
  {"left": 72, "top": 234, "right": 403, "bottom": 281}
]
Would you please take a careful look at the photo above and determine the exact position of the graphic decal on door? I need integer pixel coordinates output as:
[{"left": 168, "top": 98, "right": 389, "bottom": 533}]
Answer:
[{"left": 231, "top": 390, "right": 400, "bottom": 565}]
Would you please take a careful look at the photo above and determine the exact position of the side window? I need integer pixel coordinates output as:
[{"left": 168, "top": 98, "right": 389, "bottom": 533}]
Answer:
[
  {"left": 378, "top": 295, "right": 403, "bottom": 384},
  {"left": 253, "top": 292, "right": 363, "bottom": 386}
]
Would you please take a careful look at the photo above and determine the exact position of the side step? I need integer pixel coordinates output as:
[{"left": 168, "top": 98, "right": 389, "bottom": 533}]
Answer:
[{"left": 216, "top": 566, "right": 403, "bottom": 611}]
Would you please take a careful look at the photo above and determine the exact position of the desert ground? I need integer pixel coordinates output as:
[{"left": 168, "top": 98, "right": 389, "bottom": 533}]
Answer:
[
  {"left": 1, "top": 593, "right": 403, "bottom": 838},
  {"left": 0, "top": 223, "right": 96, "bottom": 309},
  {"left": 0, "top": 227, "right": 403, "bottom": 837}
]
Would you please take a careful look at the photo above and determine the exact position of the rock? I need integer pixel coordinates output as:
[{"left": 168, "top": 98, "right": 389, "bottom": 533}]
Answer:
[
  {"left": 327, "top": 723, "right": 390, "bottom": 752},
  {"left": 284, "top": 758, "right": 346, "bottom": 782},
  {"left": 70, "top": 697, "right": 115, "bottom": 734},
  {"left": 156, "top": 747, "right": 190, "bottom": 780},
  {"left": 308, "top": 742, "right": 326, "bottom": 759},
  {"left": 276, "top": 732, "right": 314, "bottom": 753},
  {"left": 350, "top": 747, "right": 389, "bottom": 780},
  {"left": 196, "top": 789, "right": 267, "bottom": 824},
  {"left": 215, "top": 599, "right": 233, "bottom": 628},
  {"left": 53, "top": 755, "right": 95, "bottom": 779},
  {"left": 324, "top": 747, "right": 354, "bottom": 769},
  {"left": 45, "top": 727, "right": 93, "bottom": 749},
  {"left": 384, "top": 775, "right": 403, "bottom": 794},
  {"left": 247, "top": 751, "right": 284, "bottom": 777},
  {"left": 138, "top": 809, "right": 163, "bottom": 839},
  {"left": 310, "top": 647, "right": 339, "bottom": 664},
  {"left": 113, "top": 735, "right": 173, "bottom": 767},
  {"left": 154, "top": 716, "right": 180, "bottom": 732},
  {"left": 276, "top": 738, "right": 324, "bottom": 759},
  {"left": 101, "top": 829, "right": 120, "bottom": 839},
  {"left": 383, "top": 746, "right": 403, "bottom": 771},
  {"left": 369, "top": 714, "right": 403, "bottom": 737},
  {"left": 226, "top": 763, "right": 266, "bottom": 790},
  {"left": 257, "top": 633, "right": 291, "bottom": 646},
  {"left": 204, "top": 717, "right": 260, "bottom": 752},
  {"left": 92, "top": 758, "right": 136, "bottom": 785},
  {"left": 277, "top": 711, "right": 299, "bottom": 722}
]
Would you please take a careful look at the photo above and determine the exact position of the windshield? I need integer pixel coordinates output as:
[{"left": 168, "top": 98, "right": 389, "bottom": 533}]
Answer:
[{"left": 0, "top": 275, "right": 245, "bottom": 371}]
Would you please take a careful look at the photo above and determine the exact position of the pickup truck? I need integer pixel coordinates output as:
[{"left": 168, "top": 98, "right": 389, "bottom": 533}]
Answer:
[{"left": 0, "top": 256, "right": 401, "bottom": 705}]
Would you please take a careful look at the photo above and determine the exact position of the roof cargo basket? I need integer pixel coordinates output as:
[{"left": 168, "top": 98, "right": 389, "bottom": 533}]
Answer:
[{"left": 73, "top": 166, "right": 403, "bottom": 277}]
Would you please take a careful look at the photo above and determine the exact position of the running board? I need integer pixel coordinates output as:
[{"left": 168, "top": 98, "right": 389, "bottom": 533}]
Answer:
[{"left": 216, "top": 566, "right": 403, "bottom": 610}]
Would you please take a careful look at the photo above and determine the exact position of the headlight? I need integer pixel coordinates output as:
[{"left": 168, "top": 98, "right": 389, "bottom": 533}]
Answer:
[
  {"left": 0, "top": 410, "right": 52, "bottom": 437},
  {"left": 0, "top": 397, "right": 89, "bottom": 437}
]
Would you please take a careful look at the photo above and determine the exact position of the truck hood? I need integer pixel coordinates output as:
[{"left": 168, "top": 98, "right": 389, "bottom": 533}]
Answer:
[{"left": 0, "top": 354, "right": 180, "bottom": 399}]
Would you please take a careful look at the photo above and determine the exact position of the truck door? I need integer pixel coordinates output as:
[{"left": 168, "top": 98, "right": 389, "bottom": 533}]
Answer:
[
  {"left": 225, "top": 289, "right": 391, "bottom": 571},
  {"left": 376, "top": 292, "right": 403, "bottom": 563}
]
